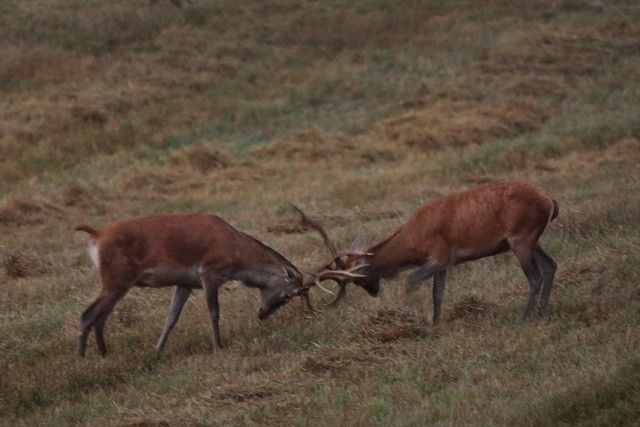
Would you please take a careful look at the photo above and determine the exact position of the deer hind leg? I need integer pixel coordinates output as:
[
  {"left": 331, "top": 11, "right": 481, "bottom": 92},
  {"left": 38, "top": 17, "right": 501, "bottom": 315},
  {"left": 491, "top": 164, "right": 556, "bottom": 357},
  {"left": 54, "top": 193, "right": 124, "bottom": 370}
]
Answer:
[
  {"left": 93, "top": 314, "right": 108, "bottom": 356},
  {"left": 509, "top": 240, "right": 543, "bottom": 320},
  {"left": 432, "top": 269, "right": 448, "bottom": 324},
  {"left": 534, "top": 244, "right": 557, "bottom": 316},
  {"left": 156, "top": 286, "right": 192, "bottom": 351},
  {"left": 77, "top": 288, "right": 127, "bottom": 357}
]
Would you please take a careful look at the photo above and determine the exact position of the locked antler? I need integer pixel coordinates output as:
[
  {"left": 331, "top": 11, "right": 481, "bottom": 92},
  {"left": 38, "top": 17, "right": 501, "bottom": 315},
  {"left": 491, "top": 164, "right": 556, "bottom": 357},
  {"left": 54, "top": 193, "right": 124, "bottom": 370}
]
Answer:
[{"left": 290, "top": 204, "right": 370, "bottom": 310}]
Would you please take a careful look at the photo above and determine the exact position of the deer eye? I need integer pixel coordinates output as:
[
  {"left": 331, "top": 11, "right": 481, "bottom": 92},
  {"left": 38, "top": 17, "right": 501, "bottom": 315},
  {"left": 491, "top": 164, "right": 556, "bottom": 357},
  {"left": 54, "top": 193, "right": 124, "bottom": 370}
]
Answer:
[{"left": 280, "top": 291, "right": 292, "bottom": 300}]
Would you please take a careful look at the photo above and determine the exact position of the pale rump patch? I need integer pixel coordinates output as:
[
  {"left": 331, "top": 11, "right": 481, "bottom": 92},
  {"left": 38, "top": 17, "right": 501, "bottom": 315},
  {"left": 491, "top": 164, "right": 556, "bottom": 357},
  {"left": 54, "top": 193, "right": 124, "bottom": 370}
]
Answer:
[{"left": 88, "top": 241, "right": 99, "bottom": 268}]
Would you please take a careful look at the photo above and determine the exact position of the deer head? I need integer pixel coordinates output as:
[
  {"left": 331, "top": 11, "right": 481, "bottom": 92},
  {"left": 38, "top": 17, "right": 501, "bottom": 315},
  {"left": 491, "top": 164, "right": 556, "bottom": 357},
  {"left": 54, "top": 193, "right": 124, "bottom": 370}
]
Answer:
[{"left": 257, "top": 264, "right": 305, "bottom": 320}]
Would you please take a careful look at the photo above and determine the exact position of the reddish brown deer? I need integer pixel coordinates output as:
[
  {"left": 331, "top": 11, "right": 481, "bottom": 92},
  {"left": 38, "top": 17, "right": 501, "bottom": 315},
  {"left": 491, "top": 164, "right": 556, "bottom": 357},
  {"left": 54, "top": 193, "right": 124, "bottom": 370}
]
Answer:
[
  {"left": 75, "top": 213, "right": 311, "bottom": 358},
  {"left": 299, "top": 181, "right": 559, "bottom": 322}
]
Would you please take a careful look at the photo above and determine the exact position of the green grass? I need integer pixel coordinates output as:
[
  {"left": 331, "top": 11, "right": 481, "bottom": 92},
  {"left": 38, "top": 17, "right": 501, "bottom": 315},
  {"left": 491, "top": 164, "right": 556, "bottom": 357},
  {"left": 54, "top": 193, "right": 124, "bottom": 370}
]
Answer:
[
  {"left": 520, "top": 353, "right": 640, "bottom": 426},
  {"left": 440, "top": 135, "right": 565, "bottom": 176}
]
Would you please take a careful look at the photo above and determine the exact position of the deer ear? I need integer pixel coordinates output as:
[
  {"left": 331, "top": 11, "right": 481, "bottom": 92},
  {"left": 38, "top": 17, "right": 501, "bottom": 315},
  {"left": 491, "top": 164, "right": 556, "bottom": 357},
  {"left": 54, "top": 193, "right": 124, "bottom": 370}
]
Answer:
[
  {"left": 350, "top": 236, "right": 366, "bottom": 252},
  {"left": 284, "top": 264, "right": 301, "bottom": 280}
]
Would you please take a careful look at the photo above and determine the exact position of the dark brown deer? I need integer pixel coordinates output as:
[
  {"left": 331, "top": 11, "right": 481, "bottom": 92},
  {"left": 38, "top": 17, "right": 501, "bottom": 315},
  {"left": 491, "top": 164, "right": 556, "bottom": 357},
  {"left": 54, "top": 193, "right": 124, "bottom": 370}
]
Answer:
[
  {"left": 298, "top": 181, "right": 559, "bottom": 322},
  {"left": 75, "top": 213, "right": 310, "bottom": 357}
]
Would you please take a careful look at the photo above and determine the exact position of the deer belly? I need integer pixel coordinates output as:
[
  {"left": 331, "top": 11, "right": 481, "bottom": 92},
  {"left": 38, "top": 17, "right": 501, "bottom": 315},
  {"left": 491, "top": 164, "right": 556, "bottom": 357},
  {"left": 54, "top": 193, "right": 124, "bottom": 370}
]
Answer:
[
  {"left": 135, "top": 266, "right": 202, "bottom": 288},
  {"left": 453, "top": 239, "right": 510, "bottom": 264}
]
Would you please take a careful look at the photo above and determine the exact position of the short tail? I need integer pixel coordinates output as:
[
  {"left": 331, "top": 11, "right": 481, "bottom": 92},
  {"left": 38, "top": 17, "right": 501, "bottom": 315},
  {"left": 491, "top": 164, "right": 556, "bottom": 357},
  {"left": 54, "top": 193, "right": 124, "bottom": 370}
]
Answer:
[
  {"left": 75, "top": 224, "right": 100, "bottom": 237},
  {"left": 551, "top": 199, "right": 559, "bottom": 221}
]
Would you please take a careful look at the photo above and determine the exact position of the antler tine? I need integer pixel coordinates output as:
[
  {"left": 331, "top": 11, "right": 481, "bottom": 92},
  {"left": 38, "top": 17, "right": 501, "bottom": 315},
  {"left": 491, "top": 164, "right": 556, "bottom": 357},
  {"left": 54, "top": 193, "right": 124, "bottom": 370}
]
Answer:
[
  {"left": 290, "top": 203, "right": 344, "bottom": 268},
  {"left": 300, "top": 261, "right": 370, "bottom": 312},
  {"left": 331, "top": 250, "right": 374, "bottom": 261},
  {"left": 311, "top": 263, "right": 368, "bottom": 282}
]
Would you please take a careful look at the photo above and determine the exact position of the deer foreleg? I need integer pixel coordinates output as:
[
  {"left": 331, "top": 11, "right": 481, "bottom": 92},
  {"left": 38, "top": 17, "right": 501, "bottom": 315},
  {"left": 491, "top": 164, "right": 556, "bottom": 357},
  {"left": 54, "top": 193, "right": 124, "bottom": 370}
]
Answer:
[
  {"left": 200, "top": 275, "right": 225, "bottom": 351},
  {"left": 156, "top": 286, "right": 192, "bottom": 351},
  {"left": 406, "top": 260, "right": 445, "bottom": 292}
]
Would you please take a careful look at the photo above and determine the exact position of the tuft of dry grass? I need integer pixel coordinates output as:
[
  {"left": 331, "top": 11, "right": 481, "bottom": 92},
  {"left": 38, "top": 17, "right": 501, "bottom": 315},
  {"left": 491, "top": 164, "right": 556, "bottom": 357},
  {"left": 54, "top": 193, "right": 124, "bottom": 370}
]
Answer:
[
  {"left": 0, "top": 197, "right": 66, "bottom": 226},
  {"left": 166, "top": 143, "right": 232, "bottom": 172},
  {"left": 382, "top": 99, "right": 550, "bottom": 150},
  {"left": 55, "top": 181, "right": 106, "bottom": 213},
  {"left": 0, "top": 248, "right": 49, "bottom": 279}
]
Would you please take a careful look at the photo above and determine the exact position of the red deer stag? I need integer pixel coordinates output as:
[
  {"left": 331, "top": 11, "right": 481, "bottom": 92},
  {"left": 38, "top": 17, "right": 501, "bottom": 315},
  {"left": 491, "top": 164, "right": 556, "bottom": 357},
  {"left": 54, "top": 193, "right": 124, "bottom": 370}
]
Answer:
[
  {"left": 75, "top": 213, "right": 309, "bottom": 357},
  {"left": 297, "top": 181, "right": 559, "bottom": 322}
]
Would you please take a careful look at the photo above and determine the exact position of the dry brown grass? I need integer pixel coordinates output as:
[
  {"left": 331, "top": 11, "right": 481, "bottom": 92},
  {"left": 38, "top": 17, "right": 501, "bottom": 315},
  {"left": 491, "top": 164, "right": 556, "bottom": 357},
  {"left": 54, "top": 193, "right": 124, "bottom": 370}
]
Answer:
[
  {"left": 382, "top": 98, "right": 550, "bottom": 150},
  {"left": 166, "top": 144, "right": 232, "bottom": 172},
  {"left": 0, "top": 197, "right": 67, "bottom": 226},
  {"left": 0, "top": 248, "right": 49, "bottom": 279},
  {"left": 1, "top": 0, "right": 640, "bottom": 425}
]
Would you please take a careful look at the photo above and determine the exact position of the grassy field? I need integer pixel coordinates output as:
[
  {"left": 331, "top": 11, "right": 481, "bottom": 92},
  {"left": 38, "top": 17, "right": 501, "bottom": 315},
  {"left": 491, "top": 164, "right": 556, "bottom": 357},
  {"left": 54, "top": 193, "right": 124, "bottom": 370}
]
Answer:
[{"left": 1, "top": 0, "right": 640, "bottom": 425}]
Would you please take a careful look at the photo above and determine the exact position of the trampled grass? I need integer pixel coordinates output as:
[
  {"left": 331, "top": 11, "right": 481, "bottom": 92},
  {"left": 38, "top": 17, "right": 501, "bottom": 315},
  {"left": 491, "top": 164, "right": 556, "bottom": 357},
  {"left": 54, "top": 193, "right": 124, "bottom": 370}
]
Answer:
[{"left": 1, "top": 0, "right": 640, "bottom": 425}]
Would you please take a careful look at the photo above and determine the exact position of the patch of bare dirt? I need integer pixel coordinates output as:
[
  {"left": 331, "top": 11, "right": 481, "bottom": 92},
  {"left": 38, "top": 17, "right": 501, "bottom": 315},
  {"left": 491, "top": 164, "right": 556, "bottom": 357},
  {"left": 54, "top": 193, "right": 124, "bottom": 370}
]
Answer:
[
  {"left": 449, "top": 295, "right": 497, "bottom": 321},
  {"left": 301, "top": 344, "right": 387, "bottom": 374},
  {"left": 359, "top": 309, "right": 433, "bottom": 343}
]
